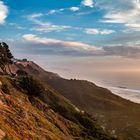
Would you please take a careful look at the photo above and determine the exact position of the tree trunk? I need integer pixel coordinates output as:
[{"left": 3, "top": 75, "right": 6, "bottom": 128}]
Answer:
[{"left": 0, "top": 65, "right": 5, "bottom": 74}]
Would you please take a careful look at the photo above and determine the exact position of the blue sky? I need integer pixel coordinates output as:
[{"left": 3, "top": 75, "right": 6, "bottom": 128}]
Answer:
[{"left": 1, "top": 0, "right": 140, "bottom": 69}]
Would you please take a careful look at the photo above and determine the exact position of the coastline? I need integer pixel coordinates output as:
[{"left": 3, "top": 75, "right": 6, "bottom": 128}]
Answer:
[{"left": 108, "top": 86, "right": 140, "bottom": 104}]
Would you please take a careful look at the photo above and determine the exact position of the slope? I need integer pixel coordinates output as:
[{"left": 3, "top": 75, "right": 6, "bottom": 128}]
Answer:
[
  {"left": 0, "top": 75, "right": 117, "bottom": 140},
  {"left": 11, "top": 60, "right": 140, "bottom": 140}
]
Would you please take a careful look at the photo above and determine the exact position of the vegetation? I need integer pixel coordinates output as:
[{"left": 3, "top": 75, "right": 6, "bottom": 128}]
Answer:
[
  {"left": 52, "top": 103, "right": 117, "bottom": 140},
  {"left": 18, "top": 76, "right": 44, "bottom": 96},
  {"left": 0, "top": 76, "right": 73, "bottom": 140},
  {"left": 16, "top": 69, "right": 28, "bottom": 77},
  {"left": 1, "top": 83, "right": 10, "bottom": 94},
  {"left": 0, "top": 42, "right": 14, "bottom": 74},
  {"left": 17, "top": 76, "right": 118, "bottom": 140},
  {"left": 0, "top": 68, "right": 119, "bottom": 140}
]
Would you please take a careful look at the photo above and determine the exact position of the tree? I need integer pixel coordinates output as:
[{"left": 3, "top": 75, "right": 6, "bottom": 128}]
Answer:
[
  {"left": 0, "top": 42, "right": 14, "bottom": 74},
  {"left": 16, "top": 70, "right": 28, "bottom": 77},
  {"left": 19, "top": 76, "right": 44, "bottom": 96}
]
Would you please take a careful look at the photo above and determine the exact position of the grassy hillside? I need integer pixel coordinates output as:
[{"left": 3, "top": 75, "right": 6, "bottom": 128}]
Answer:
[
  {"left": 11, "top": 60, "right": 140, "bottom": 140},
  {"left": 47, "top": 78, "right": 140, "bottom": 140},
  {"left": 0, "top": 75, "right": 117, "bottom": 140}
]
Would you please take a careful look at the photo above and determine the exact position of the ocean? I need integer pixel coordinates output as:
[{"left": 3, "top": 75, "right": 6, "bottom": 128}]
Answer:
[
  {"left": 49, "top": 68, "right": 140, "bottom": 104},
  {"left": 90, "top": 71, "right": 140, "bottom": 104}
]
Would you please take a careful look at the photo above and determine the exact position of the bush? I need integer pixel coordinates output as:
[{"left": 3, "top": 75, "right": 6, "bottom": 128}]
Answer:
[
  {"left": 52, "top": 103, "right": 77, "bottom": 122},
  {"left": 16, "top": 70, "right": 28, "bottom": 77},
  {"left": 19, "top": 76, "right": 44, "bottom": 96},
  {"left": 1, "top": 84, "right": 10, "bottom": 94}
]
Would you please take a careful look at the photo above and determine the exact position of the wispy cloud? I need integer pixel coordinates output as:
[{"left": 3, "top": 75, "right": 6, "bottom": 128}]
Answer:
[
  {"left": 85, "top": 28, "right": 115, "bottom": 35},
  {"left": 27, "top": 13, "right": 114, "bottom": 35},
  {"left": 98, "top": 0, "right": 140, "bottom": 31},
  {"left": 69, "top": 7, "right": 80, "bottom": 12},
  {"left": 9, "top": 23, "right": 25, "bottom": 30},
  {"left": 0, "top": 1, "right": 8, "bottom": 24},
  {"left": 31, "top": 24, "right": 71, "bottom": 32},
  {"left": 81, "top": 0, "right": 94, "bottom": 8},
  {"left": 46, "top": 7, "right": 80, "bottom": 15},
  {"left": 27, "top": 13, "right": 71, "bottom": 32},
  {"left": 103, "top": 45, "right": 140, "bottom": 58},
  {"left": 22, "top": 34, "right": 103, "bottom": 53},
  {"left": 22, "top": 34, "right": 140, "bottom": 58},
  {"left": 47, "top": 9, "right": 64, "bottom": 15}
]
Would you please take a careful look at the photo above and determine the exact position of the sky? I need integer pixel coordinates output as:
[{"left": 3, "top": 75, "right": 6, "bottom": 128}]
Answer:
[{"left": 1, "top": 0, "right": 140, "bottom": 80}]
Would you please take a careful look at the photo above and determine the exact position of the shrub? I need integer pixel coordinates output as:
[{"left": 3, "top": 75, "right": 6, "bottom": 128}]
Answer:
[
  {"left": 1, "top": 84, "right": 10, "bottom": 94},
  {"left": 19, "top": 76, "right": 44, "bottom": 96},
  {"left": 52, "top": 103, "right": 77, "bottom": 122},
  {"left": 16, "top": 70, "right": 28, "bottom": 77}
]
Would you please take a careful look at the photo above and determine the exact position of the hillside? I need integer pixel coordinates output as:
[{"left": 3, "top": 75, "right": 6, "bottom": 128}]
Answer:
[
  {"left": 47, "top": 78, "right": 140, "bottom": 140},
  {"left": 11, "top": 60, "right": 140, "bottom": 140},
  {"left": 0, "top": 75, "right": 117, "bottom": 140}
]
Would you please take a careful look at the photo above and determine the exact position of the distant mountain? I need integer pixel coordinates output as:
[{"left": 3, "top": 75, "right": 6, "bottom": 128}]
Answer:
[{"left": 11, "top": 60, "right": 140, "bottom": 140}]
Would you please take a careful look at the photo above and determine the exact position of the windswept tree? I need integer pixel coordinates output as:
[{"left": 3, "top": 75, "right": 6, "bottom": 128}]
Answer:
[{"left": 0, "top": 42, "right": 14, "bottom": 74}]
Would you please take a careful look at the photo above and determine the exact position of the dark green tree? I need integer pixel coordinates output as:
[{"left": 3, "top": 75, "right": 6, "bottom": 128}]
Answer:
[
  {"left": 0, "top": 42, "right": 14, "bottom": 74},
  {"left": 19, "top": 76, "right": 44, "bottom": 96},
  {"left": 16, "top": 69, "right": 28, "bottom": 77}
]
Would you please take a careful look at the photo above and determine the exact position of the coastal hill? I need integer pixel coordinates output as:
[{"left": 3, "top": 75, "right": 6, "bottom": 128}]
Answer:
[
  {"left": 0, "top": 67, "right": 117, "bottom": 139},
  {"left": 11, "top": 59, "right": 140, "bottom": 140}
]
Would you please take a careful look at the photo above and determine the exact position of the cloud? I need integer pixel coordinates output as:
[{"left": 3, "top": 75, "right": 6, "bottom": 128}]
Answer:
[
  {"left": 27, "top": 13, "right": 115, "bottom": 35},
  {"left": 98, "top": 0, "right": 140, "bottom": 31},
  {"left": 31, "top": 24, "right": 71, "bottom": 32},
  {"left": 81, "top": 0, "right": 94, "bottom": 8},
  {"left": 69, "top": 7, "right": 80, "bottom": 11},
  {"left": 46, "top": 7, "right": 80, "bottom": 15},
  {"left": 0, "top": 1, "right": 8, "bottom": 24},
  {"left": 27, "top": 13, "right": 71, "bottom": 32},
  {"left": 9, "top": 23, "right": 25, "bottom": 30},
  {"left": 47, "top": 9, "right": 64, "bottom": 15},
  {"left": 85, "top": 28, "right": 115, "bottom": 35},
  {"left": 22, "top": 34, "right": 103, "bottom": 54},
  {"left": 8, "top": 33, "right": 140, "bottom": 58},
  {"left": 103, "top": 45, "right": 140, "bottom": 58},
  {"left": 27, "top": 13, "right": 43, "bottom": 19}
]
